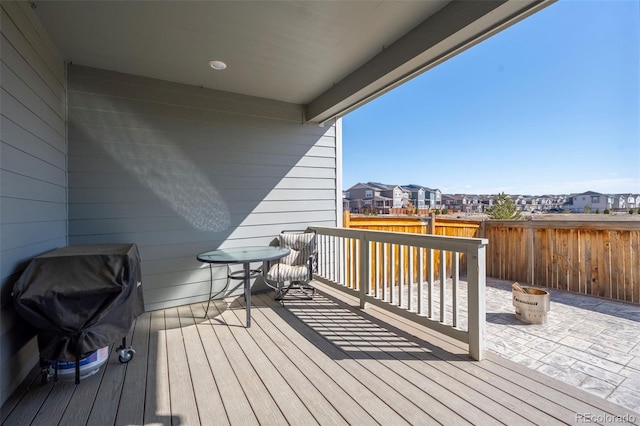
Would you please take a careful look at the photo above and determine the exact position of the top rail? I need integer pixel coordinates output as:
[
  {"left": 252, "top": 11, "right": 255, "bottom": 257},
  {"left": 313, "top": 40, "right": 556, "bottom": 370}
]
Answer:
[{"left": 311, "top": 226, "right": 488, "bottom": 253}]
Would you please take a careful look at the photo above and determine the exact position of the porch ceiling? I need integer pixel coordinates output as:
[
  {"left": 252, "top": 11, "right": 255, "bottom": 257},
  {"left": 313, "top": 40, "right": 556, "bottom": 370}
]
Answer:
[{"left": 32, "top": 0, "right": 552, "bottom": 123}]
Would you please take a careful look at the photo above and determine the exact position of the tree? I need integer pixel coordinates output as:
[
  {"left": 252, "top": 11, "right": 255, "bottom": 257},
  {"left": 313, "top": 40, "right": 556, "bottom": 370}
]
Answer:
[{"left": 487, "top": 192, "right": 522, "bottom": 220}]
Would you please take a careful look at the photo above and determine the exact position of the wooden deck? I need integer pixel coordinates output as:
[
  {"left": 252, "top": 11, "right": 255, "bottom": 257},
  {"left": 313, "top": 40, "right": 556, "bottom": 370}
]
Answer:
[{"left": 2, "top": 282, "right": 638, "bottom": 426}]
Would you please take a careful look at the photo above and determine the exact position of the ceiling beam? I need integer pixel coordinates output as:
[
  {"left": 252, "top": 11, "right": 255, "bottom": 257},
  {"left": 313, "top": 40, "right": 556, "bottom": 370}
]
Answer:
[{"left": 305, "top": 0, "right": 554, "bottom": 124}]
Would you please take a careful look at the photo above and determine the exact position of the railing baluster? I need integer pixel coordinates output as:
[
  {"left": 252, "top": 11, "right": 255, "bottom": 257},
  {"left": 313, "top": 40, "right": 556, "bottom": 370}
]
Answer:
[
  {"left": 373, "top": 242, "right": 382, "bottom": 299},
  {"left": 359, "top": 234, "right": 369, "bottom": 308},
  {"left": 321, "top": 234, "right": 327, "bottom": 279},
  {"left": 336, "top": 235, "right": 341, "bottom": 283},
  {"left": 391, "top": 244, "right": 396, "bottom": 304},
  {"left": 348, "top": 238, "right": 353, "bottom": 288},
  {"left": 371, "top": 242, "right": 382, "bottom": 299},
  {"left": 343, "top": 237, "right": 347, "bottom": 287},
  {"left": 383, "top": 243, "right": 388, "bottom": 302},
  {"left": 327, "top": 235, "right": 332, "bottom": 282},
  {"left": 399, "top": 245, "right": 404, "bottom": 307},
  {"left": 370, "top": 242, "right": 375, "bottom": 298},
  {"left": 354, "top": 238, "right": 359, "bottom": 291},
  {"left": 452, "top": 251, "right": 460, "bottom": 328},
  {"left": 408, "top": 247, "right": 414, "bottom": 312},
  {"left": 418, "top": 247, "right": 424, "bottom": 315},
  {"left": 427, "top": 248, "right": 434, "bottom": 318},
  {"left": 336, "top": 235, "right": 341, "bottom": 284},
  {"left": 440, "top": 249, "right": 447, "bottom": 324}
]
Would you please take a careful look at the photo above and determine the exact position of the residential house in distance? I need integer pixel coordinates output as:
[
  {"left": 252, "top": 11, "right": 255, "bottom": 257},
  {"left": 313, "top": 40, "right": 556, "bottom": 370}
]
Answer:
[
  {"left": 342, "top": 191, "right": 351, "bottom": 212},
  {"left": 512, "top": 195, "right": 527, "bottom": 211},
  {"left": 613, "top": 194, "right": 640, "bottom": 212},
  {"left": 520, "top": 195, "right": 536, "bottom": 212},
  {"left": 401, "top": 184, "right": 443, "bottom": 211},
  {"left": 480, "top": 195, "right": 495, "bottom": 212},
  {"left": 425, "top": 187, "right": 443, "bottom": 210},
  {"left": 345, "top": 182, "right": 443, "bottom": 214},
  {"left": 344, "top": 182, "right": 409, "bottom": 214},
  {"left": 441, "top": 194, "right": 466, "bottom": 212},
  {"left": 441, "top": 194, "right": 488, "bottom": 213},
  {"left": 565, "top": 191, "right": 614, "bottom": 212},
  {"left": 402, "top": 184, "right": 427, "bottom": 210},
  {"left": 346, "top": 186, "right": 634, "bottom": 216}
]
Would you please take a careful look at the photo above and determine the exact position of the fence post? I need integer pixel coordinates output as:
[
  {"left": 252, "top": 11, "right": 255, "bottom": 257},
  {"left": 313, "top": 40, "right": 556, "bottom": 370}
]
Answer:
[
  {"left": 526, "top": 226, "right": 535, "bottom": 284},
  {"left": 467, "top": 243, "right": 487, "bottom": 361},
  {"left": 429, "top": 212, "right": 436, "bottom": 235},
  {"left": 359, "top": 231, "right": 369, "bottom": 309}
]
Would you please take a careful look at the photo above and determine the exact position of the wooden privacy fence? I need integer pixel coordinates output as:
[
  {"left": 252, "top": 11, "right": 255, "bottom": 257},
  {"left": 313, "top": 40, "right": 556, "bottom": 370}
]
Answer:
[
  {"left": 344, "top": 213, "right": 640, "bottom": 304},
  {"left": 344, "top": 214, "right": 481, "bottom": 279},
  {"left": 485, "top": 220, "right": 640, "bottom": 304}
]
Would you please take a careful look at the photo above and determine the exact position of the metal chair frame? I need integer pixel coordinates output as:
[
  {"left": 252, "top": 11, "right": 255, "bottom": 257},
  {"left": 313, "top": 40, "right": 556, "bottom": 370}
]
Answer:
[{"left": 264, "top": 229, "right": 317, "bottom": 301}]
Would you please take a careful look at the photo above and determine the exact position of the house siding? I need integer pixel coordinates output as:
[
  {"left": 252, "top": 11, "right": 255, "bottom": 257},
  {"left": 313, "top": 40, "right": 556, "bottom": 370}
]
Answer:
[
  {"left": 0, "top": 1, "right": 67, "bottom": 404},
  {"left": 66, "top": 65, "right": 338, "bottom": 311}
]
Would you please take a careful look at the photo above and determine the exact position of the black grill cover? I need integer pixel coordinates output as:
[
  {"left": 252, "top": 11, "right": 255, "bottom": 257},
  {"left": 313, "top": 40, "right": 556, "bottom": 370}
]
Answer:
[{"left": 13, "top": 244, "right": 144, "bottom": 361}]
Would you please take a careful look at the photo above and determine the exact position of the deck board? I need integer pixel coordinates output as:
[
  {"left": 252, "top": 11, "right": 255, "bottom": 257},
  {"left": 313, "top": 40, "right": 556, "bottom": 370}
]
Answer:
[
  {"left": 287, "top": 297, "right": 512, "bottom": 426},
  {"left": 299, "top": 287, "right": 556, "bottom": 424},
  {"left": 209, "top": 301, "right": 289, "bottom": 426},
  {"left": 2, "top": 283, "right": 638, "bottom": 426},
  {"left": 192, "top": 302, "right": 259, "bottom": 426},
  {"left": 176, "top": 304, "right": 228, "bottom": 426},
  {"left": 253, "top": 296, "right": 411, "bottom": 425},
  {"left": 116, "top": 310, "right": 151, "bottom": 426},
  {"left": 164, "top": 307, "right": 201, "bottom": 426},
  {"left": 57, "top": 354, "right": 107, "bottom": 426},
  {"left": 86, "top": 338, "right": 129, "bottom": 424},
  {"left": 216, "top": 300, "right": 321, "bottom": 425},
  {"left": 283, "top": 298, "right": 469, "bottom": 425},
  {"left": 143, "top": 310, "right": 173, "bottom": 425},
  {"left": 250, "top": 295, "right": 374, "bottom": 425}
]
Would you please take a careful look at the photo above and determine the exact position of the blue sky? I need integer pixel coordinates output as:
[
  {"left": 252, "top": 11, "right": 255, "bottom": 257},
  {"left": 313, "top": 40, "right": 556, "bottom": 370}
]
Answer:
[{"left": 342, "top": 0, "right": 640, "bottom": 195}]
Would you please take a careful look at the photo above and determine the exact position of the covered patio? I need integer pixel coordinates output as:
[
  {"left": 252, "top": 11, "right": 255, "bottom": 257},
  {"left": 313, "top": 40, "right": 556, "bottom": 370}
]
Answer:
[
  {"left": 2, "top": 280, "right": 638, "bottom": 425},
  {"left": 2, "top": 0, "right": 564, "bottom": 405}
]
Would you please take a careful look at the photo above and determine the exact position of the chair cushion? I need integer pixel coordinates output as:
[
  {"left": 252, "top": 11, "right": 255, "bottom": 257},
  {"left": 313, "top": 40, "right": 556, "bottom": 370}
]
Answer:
[
  {"left": 279, "top": 232, "right": 316, "bottom": 266},
  {"left": 279, "top": 232, "right": 315, "bottom": 250},
  {"left": 278, "top": 232, "right": 316, "bottom": 266},
  {"left": 266, "top": 264, "right": 309, "bottom": 281}
]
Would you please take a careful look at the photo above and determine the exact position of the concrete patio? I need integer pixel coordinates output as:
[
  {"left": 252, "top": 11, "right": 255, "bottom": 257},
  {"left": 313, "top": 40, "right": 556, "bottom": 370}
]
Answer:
[{"left": 484, "top": 278, "right": 640, "bottom": 415}]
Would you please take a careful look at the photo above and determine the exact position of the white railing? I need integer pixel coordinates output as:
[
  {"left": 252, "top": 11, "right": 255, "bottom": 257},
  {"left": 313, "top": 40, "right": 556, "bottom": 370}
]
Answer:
[{"left": 309, "top": 226, "right": 489, "bottom": 360}]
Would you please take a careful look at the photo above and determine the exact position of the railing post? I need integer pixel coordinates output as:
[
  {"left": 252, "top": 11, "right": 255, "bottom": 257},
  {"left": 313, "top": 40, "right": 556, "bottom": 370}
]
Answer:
[
  {"left": 467, "top": 243, "right": 486, "bottom": 361},
  {"left": 359, "top": 232, "right": 369, "bottom": 308}
]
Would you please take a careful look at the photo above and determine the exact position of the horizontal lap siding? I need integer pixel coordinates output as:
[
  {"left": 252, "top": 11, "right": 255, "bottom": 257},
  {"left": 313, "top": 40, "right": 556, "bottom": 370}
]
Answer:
[
  {"left": 0, "top": 2, "right": 66, "bottom": 405},
  {"left": 66, "top": 65, "right": 338, "bottom": 311}
]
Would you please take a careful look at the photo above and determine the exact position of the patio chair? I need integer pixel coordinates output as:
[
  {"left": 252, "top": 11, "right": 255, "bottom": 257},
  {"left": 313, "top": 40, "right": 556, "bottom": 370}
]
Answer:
[{"left": 264, "top": 230, "right": 317, "bottom": 300}]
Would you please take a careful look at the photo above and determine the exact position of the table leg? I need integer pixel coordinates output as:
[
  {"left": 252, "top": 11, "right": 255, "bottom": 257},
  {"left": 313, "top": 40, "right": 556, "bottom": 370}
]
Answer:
[
  {"left": 204, "top": 264, "right": 213, "bottom": 319},
  {"left": 244, "top": 262, "right": 251, "bottom": 327}
]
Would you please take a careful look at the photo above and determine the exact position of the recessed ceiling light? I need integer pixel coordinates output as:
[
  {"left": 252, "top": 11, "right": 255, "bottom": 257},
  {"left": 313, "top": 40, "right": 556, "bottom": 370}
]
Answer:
[{"left": 209, "top": 60, "right": 227, "bottom": 71}]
